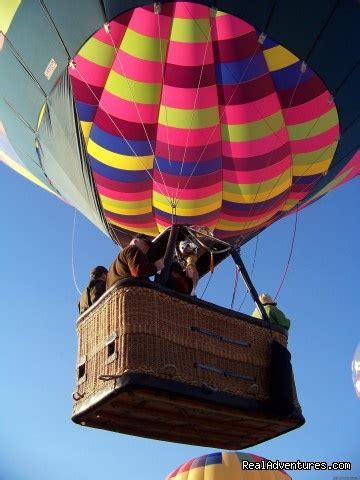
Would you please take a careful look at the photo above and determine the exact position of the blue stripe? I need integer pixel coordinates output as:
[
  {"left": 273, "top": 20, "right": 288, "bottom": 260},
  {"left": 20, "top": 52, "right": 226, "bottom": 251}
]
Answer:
[
  {"left": 76, "top": 101, "right": 97, "bottom": 122},
  {"left": 90, "top": 125, "right": 155, "bottom": 156},
  {"left": 89, "top": 155, "right": 150, "bottom": 182},
  {"left": 154, "top": 156, "right": 222, "bottom": 176},
  {"left": 271, "top": 61, "right": 314, "bottom": 90},
  {"left": 216, "top": 53, "right": 268, "bottom": 84}
]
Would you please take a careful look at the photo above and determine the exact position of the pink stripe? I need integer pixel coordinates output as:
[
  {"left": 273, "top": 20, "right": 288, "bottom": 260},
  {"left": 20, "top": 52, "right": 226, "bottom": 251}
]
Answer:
[
  {"left": 107, "top": 215, "right": 156, "bottom": 230},
  {"left": 290, "top": 124, "right": 339, "bottom": 154},
  {"left": 100, "top": 90, "right": 160, "bottom": 123},
  {"left": 223, "top": 155, "right": 291, "bottom": 184},
  {"left": 71, "top": 55, "right": 110, "bottom": 87},
  {"left": 126, "top": 6, "right": 172, "bottom": 39},
  {"left": 219, "top": 93, "right": 281, "bottom": 124},
  {"left": 153, "top": 182, "right": 222, "bottom": 199},
  {"left": 166, "top": 41, "right": 214, "bottom": 66},
  {"left": 112, "top": 50, "right": 163, "bottom": 83},
  {"left": 171, "top": 2, "right": 210, "bottom": 19},
  {"left": 157, "top": 124, "right": 221, "bottom": 146},
  {"left": 94, "top": 19, "right": 127, "bottom": 45},
  {"left": 161, "top": 85, "right": 218, "bottom": 109},
  {"left": 156, "top": 141, "right": 221, "bottom": 162},
  {"left": 222, "top": 128, "right": 289, "bottom": 158},
  {"left": 213, "top": 14, "right": 254, "bottom": 41},
  {"left": 284, "top": 91, "right": 335, "bottom": 125},
  {"left": 98, "top": 185, "right": 152, "bottom": 201}
]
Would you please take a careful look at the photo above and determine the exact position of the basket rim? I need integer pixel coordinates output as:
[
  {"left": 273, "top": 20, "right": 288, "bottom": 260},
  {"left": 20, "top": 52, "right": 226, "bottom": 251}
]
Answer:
[{"left": 76, "top": 279, "right": 288, "bottom": 337}]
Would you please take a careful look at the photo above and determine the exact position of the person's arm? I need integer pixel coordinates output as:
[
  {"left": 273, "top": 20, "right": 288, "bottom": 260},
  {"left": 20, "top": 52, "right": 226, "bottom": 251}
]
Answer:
[{"left": 126, "top": 246, "right": 159, "bottom": 278}]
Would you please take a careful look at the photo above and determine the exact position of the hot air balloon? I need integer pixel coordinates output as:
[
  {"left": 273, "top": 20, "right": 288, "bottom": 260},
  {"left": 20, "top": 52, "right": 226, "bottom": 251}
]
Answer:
[
  {"left": 352, "top": 343, "right": 360, "bottom": 398},
  {"left": 166, "top": 451, "right": 291, "bottom": 480},
  {"left": 1, "top": 0, "right": 360, "bottom": 448}
]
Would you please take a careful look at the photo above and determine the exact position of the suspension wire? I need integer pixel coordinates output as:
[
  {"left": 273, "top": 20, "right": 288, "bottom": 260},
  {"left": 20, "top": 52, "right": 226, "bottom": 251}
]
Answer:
[
  {"left": 173, "top": 4, "right": 215, "bottom": 205},
  {"left": 230, "top": 265, "right": 239, "bottom": 310},
  {"left": 156, "top": 10, "right": 173, "bottom": 171},
  {"left": 72, "top": 66, "right": 171, "bottom": 203},
  {"left": 200, "top": 271, "right": 214, "bottom": 299},
  {"left": 105, "top": 28, "right": 174, "bottom": 205},
  {"left": 71, "top": 208, "right": 82, "bottom": 295},
  {"left": 273, "top": 205, "right": 299, "bottom": 300},
  {"left": 237, "top": 235, "right": 259, "bottom": 311}
]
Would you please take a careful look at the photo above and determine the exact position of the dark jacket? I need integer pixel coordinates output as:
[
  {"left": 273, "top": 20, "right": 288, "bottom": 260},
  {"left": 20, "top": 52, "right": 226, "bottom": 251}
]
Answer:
[
  {"left": 165, "top": 262, "right": 193, "bottom": 294},
  {"left": 106, "top": 244, "right": 158, "bottom": 289},
  {"left": 252, "top": 304, "right": 291, "bottom": 330},
  {"left": 78, "top": 278, "right": 106, "bottom": 315}
]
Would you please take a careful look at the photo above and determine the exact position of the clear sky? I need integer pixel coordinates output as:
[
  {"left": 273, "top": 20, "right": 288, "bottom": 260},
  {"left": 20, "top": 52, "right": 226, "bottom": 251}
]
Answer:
[{"left": 0, "top": 163, "right": 359, "bottom": 480}]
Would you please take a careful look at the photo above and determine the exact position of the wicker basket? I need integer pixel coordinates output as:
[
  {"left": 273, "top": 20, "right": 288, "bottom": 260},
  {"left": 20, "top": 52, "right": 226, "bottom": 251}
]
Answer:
[{"left": 72, "top": 280, "right": 304, "bottom": 449}]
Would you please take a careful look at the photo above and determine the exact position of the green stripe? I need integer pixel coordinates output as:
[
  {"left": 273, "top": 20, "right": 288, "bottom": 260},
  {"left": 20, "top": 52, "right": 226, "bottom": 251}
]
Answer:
[
  {"left": 159, "top": 105, "right": 219, "bottom": 129},
  {"left": 287, "top": 107, "right": 338, "bottom": 141},
  {"left": 121, "top": 29, "right": 167, "bottom": 62},
  {"left": 224, "top": 170, "right": 290, "bottom": 194},
  {"left": 221, "top": 111, "right": 283, "bottom": 142},
  {"left": 292, "top": 142, "right": 337, "bottom": 165},
  {"left": 79, "top": 37, "right": 116, "bottom": 67},
  {"left": 106, "top": 71, "right": 161, "bottom": 104},
  {"left": 170, "top": 18, "right": 210, "bottom": 43}
]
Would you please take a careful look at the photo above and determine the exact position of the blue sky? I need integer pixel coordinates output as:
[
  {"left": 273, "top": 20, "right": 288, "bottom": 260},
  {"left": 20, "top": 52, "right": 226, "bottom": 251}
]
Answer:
[{"left": 0, "top": 163, "right": 359, "bottom": 480}]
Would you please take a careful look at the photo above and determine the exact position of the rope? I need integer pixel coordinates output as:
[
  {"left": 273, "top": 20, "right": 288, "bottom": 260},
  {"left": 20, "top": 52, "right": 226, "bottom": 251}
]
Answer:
[
  {"left": 71, "top": 208, "right": 82, "bottom": 295},
  {"left": 273, "top": 205, "right": 299, "bottom": 300},
  {"left": 230, "top": 266, "right": 239, "bottom": 310},
  {"left": 237, "top": 235, "right": 259, "bottom": 311}
]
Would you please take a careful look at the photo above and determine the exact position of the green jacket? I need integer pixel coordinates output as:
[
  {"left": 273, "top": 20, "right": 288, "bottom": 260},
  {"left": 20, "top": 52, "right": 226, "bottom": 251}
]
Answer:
[{"left": 252, "top": 304, "right": 291, "bottom": 330}]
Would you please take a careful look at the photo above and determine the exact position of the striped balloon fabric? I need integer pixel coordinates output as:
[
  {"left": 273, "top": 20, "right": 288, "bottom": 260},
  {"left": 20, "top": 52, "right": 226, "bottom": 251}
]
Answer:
[
  {"left": 69, "top": 2, "right": 338, "bottom": 241},
  {"left": 166, "top": 451, "right": 291, "bottom": 480}
]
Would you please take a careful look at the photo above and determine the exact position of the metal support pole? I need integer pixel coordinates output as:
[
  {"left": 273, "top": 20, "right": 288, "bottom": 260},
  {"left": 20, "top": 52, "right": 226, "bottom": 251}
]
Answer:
[
  {"left": 158, "top": 225, "right": 179, "bottom": 285},
  {"left": 230, "top": 248, "right": 270, "bottom": 322}
]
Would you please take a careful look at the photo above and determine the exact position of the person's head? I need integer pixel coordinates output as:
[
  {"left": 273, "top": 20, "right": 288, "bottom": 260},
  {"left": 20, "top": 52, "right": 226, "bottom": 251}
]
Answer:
[
  {"left": 90, "top": 266, "right": 108, "bottom": 281},
  {"left": 259, "top": 293, "right": 277, "bottom": 306},
  {"left": 130, "top": 234, "right": 152, "bottom": 254}
]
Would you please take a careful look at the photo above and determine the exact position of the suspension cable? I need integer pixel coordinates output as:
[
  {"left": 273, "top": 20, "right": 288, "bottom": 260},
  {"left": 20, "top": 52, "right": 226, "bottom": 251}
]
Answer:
[{"left": 71, "top": 208, "right": 82, "bottom": 295}]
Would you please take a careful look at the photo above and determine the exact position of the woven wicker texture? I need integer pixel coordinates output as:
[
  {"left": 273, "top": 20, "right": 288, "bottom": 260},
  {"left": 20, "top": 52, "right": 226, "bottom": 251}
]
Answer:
[{"left": 74, "top": 283, "right": 298, "bottom": 409}]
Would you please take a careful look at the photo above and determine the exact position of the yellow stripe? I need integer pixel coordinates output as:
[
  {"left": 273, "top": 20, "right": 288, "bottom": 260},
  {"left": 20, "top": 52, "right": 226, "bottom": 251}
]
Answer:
[
  {"left": 108, "top": 218, "right": 159, "bottom": 236},
  {"left": 0, "top": 0, "right": 21, "bottom": 34},
  {"left": 292, "top": 156, "right": 333, "bottom": 176},
  {"left": 80, "top": 121, "right": 92, "bottom": 143},
  {"left": 216, "top": 213, "right": 275, "bottom": 231},
  {"left": 287, "top": 108, "right": 338, "bottom": 141},
  {"left": 153, "top": 190, "right": 221, "bottom": 208},
  {"left": 153, "top": 198, "right": 220, "bottom": 216},
  {"left": 121, "top": 28, "right": 167, "bottom": 62},
  {"left": 170, "top": 18, "right": 210, "bottom": 43},
  {"left": 79, "top": 37, "right": 116, "bottom": 67},
  {"left": 281, "top": 199, "right": 298, "bottom": 212},
  {"left": 159, "top": 105, "right": 219, "bottom": 129},
  {"left": 106, "top": 70, "right": 161, "bottom": 104},
  {"left": 222, "top": 110, "right": 283, "bottom": 142},
  {"left": 263, "top": 45, "right": 298, "bottom": 71},
  {"left": 87, "top": 138, "right": 153, "bottom": 170},
  {"left": 101, "top": 196, "right": 152, "bottom": 215}
]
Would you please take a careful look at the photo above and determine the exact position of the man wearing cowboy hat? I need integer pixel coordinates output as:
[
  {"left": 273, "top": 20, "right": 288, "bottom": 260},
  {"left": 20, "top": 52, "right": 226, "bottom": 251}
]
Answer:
[{"left": 252, "top": 293, "right": 291, "bottom": 330}]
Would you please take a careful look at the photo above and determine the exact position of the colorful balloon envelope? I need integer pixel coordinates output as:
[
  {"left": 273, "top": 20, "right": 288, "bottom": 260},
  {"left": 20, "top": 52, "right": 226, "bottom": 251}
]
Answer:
[
  {"left": 166, "top": 451, "right": 291, "bottom": 480},
  {"left": 352, "top": 343, "right": 360, "bottom": 398},
  {"left": 1, "top": 1, "right": 360, "bottom": 248}
]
